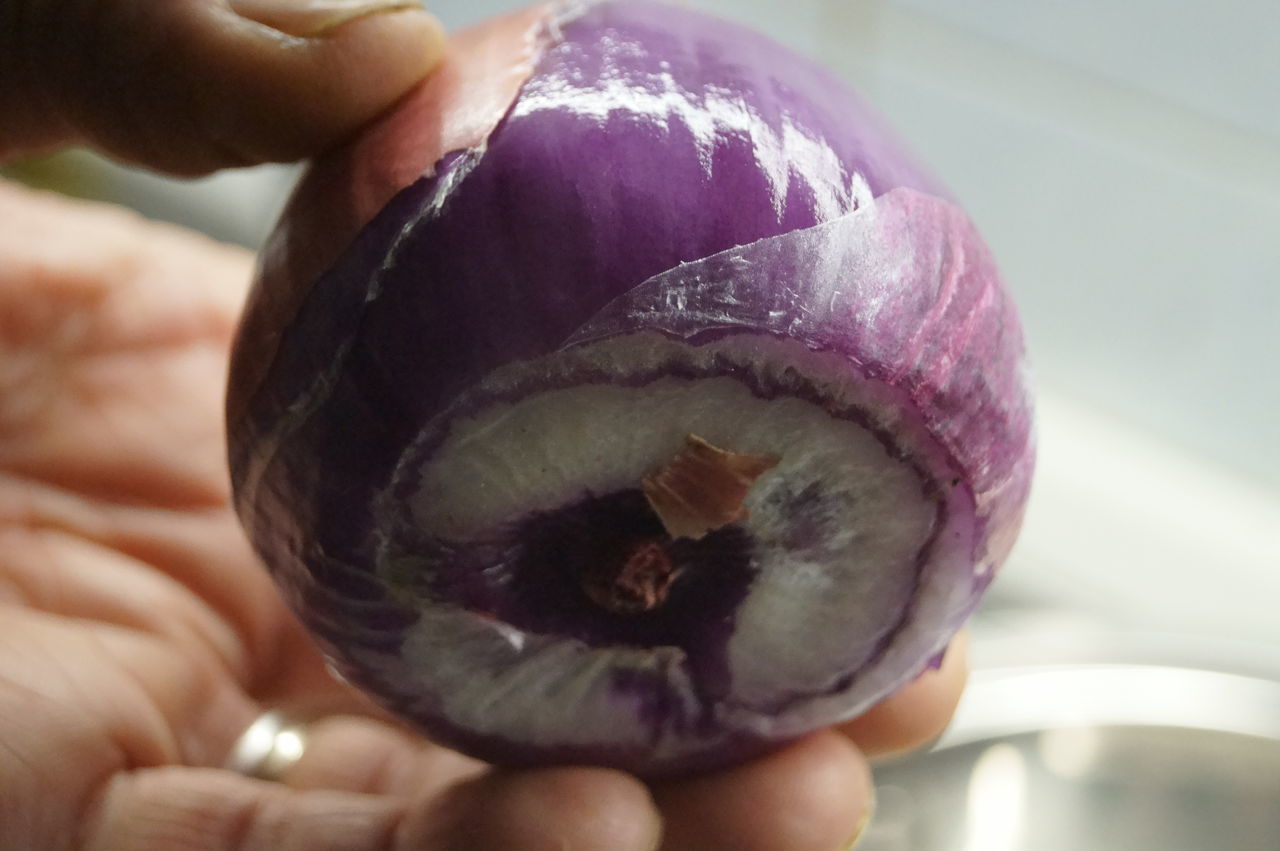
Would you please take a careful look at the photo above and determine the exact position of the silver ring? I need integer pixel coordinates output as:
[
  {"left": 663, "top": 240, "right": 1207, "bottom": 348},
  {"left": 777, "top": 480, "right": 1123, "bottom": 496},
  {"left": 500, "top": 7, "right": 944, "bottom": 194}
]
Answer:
[{"left": 224, "top": 711, "right": 311, "bottom": 781}]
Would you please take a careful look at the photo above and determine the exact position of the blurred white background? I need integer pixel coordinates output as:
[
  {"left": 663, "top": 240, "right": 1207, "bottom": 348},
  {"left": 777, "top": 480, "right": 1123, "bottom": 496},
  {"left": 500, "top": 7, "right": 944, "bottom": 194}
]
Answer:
[{"left": 9, "top": 0, "right": 1278, "bottom": 657}]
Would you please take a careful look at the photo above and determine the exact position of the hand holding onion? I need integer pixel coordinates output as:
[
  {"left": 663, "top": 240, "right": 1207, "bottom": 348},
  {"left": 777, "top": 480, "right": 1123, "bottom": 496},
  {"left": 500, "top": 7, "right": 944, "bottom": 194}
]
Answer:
[{"left": 0, "top": 1, "right": 982, "bottom": 848}]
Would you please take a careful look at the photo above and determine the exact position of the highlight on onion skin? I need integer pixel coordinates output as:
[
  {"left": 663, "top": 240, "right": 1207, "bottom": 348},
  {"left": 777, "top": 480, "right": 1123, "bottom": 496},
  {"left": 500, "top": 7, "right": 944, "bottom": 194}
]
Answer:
[{"left": 227, "top": 0, "right": 1034, "bottom": 778}]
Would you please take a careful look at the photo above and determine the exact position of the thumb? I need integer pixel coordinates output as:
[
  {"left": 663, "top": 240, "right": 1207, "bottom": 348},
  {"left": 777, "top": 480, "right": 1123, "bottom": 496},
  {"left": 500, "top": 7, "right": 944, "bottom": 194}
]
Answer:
[{"left": 1, "top": 0, "right": 446, "bottom": 175}]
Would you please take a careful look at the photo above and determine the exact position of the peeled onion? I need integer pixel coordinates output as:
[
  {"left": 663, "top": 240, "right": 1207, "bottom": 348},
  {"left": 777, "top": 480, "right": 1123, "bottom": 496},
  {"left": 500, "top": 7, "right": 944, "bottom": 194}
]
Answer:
[{"left": 227, "top": 0, "right": 1034, "bottom": 777}]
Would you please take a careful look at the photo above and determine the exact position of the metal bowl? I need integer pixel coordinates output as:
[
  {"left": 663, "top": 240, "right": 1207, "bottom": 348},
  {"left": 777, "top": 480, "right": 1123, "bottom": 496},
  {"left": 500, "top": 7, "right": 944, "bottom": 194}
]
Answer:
[{"left": 860, "top": 635, "right": 1280, "bottom": 850}]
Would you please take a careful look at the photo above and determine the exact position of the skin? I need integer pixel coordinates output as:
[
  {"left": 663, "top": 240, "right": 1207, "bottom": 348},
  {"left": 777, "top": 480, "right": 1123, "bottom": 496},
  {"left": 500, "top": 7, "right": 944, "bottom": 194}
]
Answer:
[
  {"left": 0, "top": 3, "right": 967, "bottom": 848},
  {"left": 0, "top": 0, "right": 448, "bottom": 174}
]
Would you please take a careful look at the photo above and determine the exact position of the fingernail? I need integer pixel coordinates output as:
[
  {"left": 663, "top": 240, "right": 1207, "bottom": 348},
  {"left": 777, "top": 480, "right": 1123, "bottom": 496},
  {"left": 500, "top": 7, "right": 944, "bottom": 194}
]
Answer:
[
  {"left": 232, "top": 0, "right": 425, "bottom": 38},
  {"left": 642, "top": 800, "right": 665, "bottom": 851},
  {"left": 839, "top": 808, "right": 870, "bottom": 844},
  {"left": 841, "top": 789, "right": 876, "bottom": 851},
  {"left": 646, "top": 826, "right": 664, "bottom": 851}
]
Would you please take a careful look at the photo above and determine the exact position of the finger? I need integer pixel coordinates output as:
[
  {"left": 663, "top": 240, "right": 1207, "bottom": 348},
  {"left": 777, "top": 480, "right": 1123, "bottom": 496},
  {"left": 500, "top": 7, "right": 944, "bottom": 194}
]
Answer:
[
  {"left": 1, "top": 0, "right": 446, "bottom": 174},
  {"left": 838, "top": 631, "right": 969, "bottom": 759},
  {"left": 406, "top": 767, "right": 664, "bottom": 851},
  {"left": 82, "top": 763, "right": 664, "bottom": 851},
  {"left": 226, "top": 710, "right": 662, "bottom": 849},
  {"left": 81, "top": 767, "right": 402, "bottom": 851},
  {"left": 653, "top": 731, "right": 872, "bottom": 851},
  {"left": 268, "top": 714, "right": 484, "bottom": 798},
  {"left": 234, "top": 711, "right": 664, "bottom": 850}
]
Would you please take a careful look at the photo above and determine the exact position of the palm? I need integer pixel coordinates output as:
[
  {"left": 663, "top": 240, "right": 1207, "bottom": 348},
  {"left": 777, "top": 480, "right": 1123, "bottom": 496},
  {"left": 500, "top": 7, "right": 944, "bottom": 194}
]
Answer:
[
  {"left": 0, "top": 182, "right": 962, "bottom": 850},
  {"left": 0, "top": 182, "right": 316, "bottom": 838}
]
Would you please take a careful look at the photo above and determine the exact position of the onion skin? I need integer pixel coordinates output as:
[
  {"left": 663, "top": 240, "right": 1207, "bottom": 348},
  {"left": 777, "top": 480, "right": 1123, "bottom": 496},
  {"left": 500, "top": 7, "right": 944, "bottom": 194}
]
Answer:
[{"left": 228, "top": 0, "right": 1033, "bottom": 777}]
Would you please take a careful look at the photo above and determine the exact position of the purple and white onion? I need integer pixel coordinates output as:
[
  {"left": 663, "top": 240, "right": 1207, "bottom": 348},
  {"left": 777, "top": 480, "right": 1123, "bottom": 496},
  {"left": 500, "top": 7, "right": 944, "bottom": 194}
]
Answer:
[{"left": 227, "top": 0, "right": 1034, "bottom": 777}]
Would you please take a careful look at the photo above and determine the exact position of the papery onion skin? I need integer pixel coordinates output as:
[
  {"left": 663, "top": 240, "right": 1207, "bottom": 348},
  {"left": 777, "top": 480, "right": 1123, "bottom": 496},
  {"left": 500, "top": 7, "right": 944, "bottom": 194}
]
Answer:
[{"left": 228, "top": 0, "right": 1034, "bottom": 777}]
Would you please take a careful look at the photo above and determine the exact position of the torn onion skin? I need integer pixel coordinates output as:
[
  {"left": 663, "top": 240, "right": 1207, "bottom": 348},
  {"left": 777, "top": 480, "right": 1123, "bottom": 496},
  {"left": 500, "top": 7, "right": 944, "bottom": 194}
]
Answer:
[
  {"left": 227, "top": 0, "right": 1034, "bottom": 778},
  {"left": 642, "top": 435, "right": 780, "bottom": 541}
]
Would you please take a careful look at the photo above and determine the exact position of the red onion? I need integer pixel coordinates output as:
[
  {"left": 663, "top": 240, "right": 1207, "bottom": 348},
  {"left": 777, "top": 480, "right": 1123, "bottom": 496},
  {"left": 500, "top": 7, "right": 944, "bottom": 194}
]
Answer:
[{"left": 228, "top": 0, "right": 1034, "bottom": 777}]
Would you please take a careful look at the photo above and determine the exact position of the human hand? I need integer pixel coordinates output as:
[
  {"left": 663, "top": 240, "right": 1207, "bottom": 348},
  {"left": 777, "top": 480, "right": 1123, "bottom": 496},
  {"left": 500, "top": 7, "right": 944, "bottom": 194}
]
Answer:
[
  {"left": 1, "top": 1, "right": 966, "bottom": 845},
  {"left": 0, "top": 179, "right": 965, "bottom": 849},
  {"left": 0, "top": 0, "right": 447, "bottom": 174}
]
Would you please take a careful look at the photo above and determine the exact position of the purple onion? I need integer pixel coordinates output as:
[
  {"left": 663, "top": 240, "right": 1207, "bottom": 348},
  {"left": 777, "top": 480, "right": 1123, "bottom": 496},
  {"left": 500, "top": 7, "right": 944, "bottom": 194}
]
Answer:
[{"left": 227, "top": 0, "right": 1034, "bottom": 777}]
